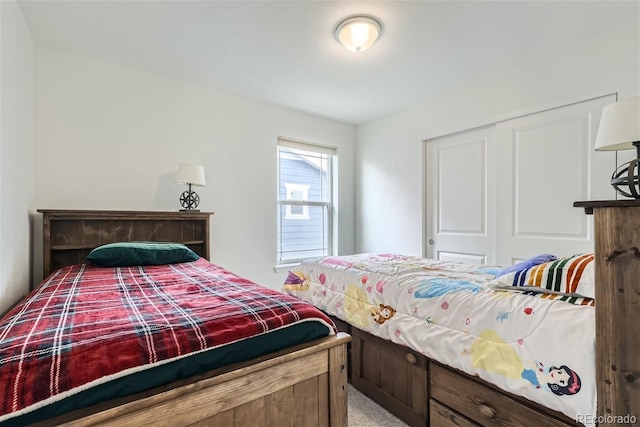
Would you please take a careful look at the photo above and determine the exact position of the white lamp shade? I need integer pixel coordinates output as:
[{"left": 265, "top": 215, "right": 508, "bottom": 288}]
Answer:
[
  {"left": 594, "top": 96, "right": 640, "bottom": 151},
  {"left": 175, "top": 163, "right": 206, "bottom": 186},
  {"left": 334, "top": 16, "right": 382, "bottom": 53}
]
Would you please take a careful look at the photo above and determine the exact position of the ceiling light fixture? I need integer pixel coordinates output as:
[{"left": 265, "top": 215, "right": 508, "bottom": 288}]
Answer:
[{"left": 334, "top": 15, "right": 383, "bottom": 53}]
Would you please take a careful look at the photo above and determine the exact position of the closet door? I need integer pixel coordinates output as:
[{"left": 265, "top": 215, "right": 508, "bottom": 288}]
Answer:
[
  {"left": 425, "top": 126, "right": 496, "bottom": 264},
  {"left": 494, "top": 95, "right": 616, "bottom": 265}
]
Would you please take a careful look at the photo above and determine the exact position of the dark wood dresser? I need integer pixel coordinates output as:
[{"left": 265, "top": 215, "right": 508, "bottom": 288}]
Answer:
[{"left": 574, "top": 200, "right": 640, "bottom": 426}]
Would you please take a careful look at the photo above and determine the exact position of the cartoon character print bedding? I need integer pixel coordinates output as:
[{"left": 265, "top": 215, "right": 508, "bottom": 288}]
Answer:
[{"left": 283, "top": 253, "right": 596, "bottom": 426}]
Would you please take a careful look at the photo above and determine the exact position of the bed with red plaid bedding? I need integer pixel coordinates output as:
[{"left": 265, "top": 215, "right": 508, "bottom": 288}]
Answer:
[{"left": 0, "top": 258, "right": 335, "bottom": 423}]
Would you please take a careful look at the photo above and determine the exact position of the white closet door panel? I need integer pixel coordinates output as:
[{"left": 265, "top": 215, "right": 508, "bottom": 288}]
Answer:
[
  {"left": 439, "top": 141, "right": 485, "bottom": 233},
  {"left": 425, "top": 126, "right": 496, "bottom": 264},
  {"left": 495, "top": 95, "right": 616, "bottom": 265},
  {"left": 437, "top": 251, "right": 487, "bottom": 265},
  {"left": 512, "top": 117, "right": 587, "bottom": 237}
]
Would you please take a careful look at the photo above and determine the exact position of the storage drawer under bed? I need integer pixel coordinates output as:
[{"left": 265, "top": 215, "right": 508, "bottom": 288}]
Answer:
[
  {"left": 328, "top": 314, "right": 578, "bottom": 427},
  {"left": 350, "top": 326, "right": 428, "bottom": 427},
  {"left": 429, "top": 362, "right": 577, "bottom": 427},
  {"left": 429, "top": 399, "right": 479, "bottom": 427}
]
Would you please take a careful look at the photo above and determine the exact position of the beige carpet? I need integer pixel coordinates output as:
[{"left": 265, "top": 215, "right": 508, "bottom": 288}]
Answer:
[{"left": 347, "top": 384, "right": 410, "bottom": 427}]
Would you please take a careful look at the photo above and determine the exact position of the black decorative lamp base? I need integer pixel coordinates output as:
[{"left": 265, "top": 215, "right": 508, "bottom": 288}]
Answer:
[
  {"left": 611, "top": 155, "right": 640, "bottom": 199},
  {"left": 179, "top": 184, "right": 200, "bottom": 211}
]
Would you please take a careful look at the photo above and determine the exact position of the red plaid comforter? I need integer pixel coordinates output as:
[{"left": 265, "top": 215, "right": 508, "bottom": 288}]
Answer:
[{"left": 0, "top": 258, "right": 334, "bottom": 421}]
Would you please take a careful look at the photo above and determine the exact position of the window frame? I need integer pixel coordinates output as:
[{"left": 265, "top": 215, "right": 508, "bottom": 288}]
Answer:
[{"left": 276, "top": 137, "right": 336, "bottom": 266}]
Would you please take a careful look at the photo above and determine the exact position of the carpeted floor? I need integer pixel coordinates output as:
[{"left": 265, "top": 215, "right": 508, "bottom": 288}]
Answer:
[{"left": 347, "top": 384, "right": 410, "bottom": 427}]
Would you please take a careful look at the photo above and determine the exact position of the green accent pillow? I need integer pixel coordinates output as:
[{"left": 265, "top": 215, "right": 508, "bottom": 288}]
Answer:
[{"left": 86, "top": 242, "right": 200, "bottom": 267}]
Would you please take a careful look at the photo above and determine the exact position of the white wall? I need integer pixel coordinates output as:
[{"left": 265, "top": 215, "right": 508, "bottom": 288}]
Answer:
[
  {"left": 0, "top": 1, "right": 36, "bottom": 314},
  {"left": 34, "top": 48, "right": 355, "bottom": 290},
  {"left": 356, "top": 23, "right": 640, "bottom": 257}
]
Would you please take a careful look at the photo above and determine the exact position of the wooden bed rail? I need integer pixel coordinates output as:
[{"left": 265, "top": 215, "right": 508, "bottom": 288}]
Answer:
[{"left": 35, "top": 333, "right": 351, "bottom": 427}]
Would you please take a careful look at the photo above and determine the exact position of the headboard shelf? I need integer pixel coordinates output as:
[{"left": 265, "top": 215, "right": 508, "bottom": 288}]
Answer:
[
  {"left": 50, "top": 240, "right": 207, "bottom": 251},
  {"left": 38, "top": 210, "right": 213, "bottom": 279}
]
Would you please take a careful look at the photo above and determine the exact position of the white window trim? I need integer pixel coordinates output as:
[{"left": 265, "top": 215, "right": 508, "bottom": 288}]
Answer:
[{"left": 277, "top": 137, "right": 337, "bottom": 266}]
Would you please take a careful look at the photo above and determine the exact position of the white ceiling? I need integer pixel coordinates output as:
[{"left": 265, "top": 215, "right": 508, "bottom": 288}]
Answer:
[{"left": 17, "top": 0, "right": 639, "bottom": 125}]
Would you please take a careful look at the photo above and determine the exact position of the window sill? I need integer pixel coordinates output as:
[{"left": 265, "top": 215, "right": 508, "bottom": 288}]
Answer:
[{"left": 274, "top": 262, "right": 301, "bottom": 273}]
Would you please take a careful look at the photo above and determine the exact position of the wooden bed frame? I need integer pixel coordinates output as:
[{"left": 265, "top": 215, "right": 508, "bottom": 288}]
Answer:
[
  {"left": 33, "top": 209, "right": 351, "bottom": 427},
  {"left": 324, "top": 201, "right": 639, "bottom": 427}
]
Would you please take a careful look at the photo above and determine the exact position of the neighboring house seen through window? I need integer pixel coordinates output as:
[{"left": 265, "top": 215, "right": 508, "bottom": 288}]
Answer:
[
  {"left": 277, "top": 138, "right": 335, "bottom": 265},
  {"left": 284, "top": 183, "right": 310, "bottom": 219}
]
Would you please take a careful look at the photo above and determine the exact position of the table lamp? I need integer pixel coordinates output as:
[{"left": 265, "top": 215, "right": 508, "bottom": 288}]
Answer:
[
  {"left": 175, "top": 163, "right": 206, "bottom": 211},
  {"left": 594, "top": 96, "right": 640, "bottom": 198}
]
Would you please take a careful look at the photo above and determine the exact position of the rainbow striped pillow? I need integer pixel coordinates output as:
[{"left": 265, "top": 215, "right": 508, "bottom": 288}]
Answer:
[{"left": 490, "top": 253, "right": 595, "bottom": 299}]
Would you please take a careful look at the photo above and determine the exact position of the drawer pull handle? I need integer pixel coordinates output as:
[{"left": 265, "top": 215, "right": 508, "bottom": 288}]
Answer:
[
  {"left": 478, "top": 403, "right": 496, "bottom": 419},
  {"left": 405, "top": 353, "right": 417, "bottom": 364}
]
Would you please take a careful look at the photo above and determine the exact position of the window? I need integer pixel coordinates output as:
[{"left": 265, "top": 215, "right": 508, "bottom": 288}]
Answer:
[
  {"left": 277, "top": 138, "right": 336, "bottom": 265},
  {"left": 284, "top": 183, "right": 310, "bottom": 219}
]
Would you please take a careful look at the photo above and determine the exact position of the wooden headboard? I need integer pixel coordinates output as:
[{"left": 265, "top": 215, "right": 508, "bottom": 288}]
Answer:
[{"left": 37, "top": 210, "right": 214, "bottom": 277}]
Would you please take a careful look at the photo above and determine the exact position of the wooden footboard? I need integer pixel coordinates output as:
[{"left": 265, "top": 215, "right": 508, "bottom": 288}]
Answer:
[{"left": 35, "top": 333, "right": 350, "bottom": 427}]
